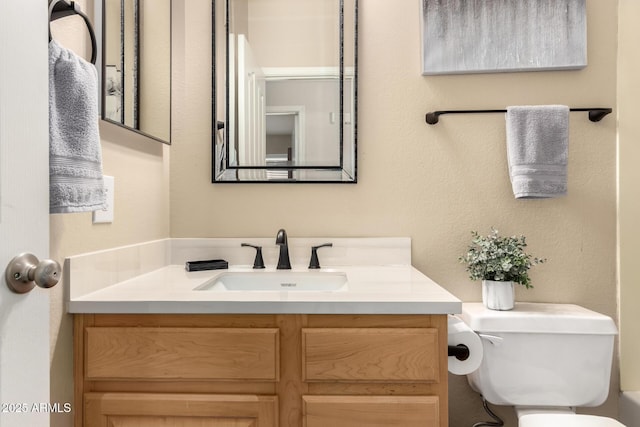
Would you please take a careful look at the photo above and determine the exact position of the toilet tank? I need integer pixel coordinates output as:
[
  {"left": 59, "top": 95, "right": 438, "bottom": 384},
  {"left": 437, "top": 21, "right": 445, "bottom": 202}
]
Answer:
[{"left": 462, "top": 303, "right": 618, "bottom": 407}]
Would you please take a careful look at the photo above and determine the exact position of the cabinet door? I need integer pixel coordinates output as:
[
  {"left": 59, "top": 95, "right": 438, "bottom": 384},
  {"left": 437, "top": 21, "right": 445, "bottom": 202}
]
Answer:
[
  {"left": 84, "top": 393, "right": 277, "bottom": 427},
  {"left": 303, "top": 395, "right": 439, "bottom": 427}
]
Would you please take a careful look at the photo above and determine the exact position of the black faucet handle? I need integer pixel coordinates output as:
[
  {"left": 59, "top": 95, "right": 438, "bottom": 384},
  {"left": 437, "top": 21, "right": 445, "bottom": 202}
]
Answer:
[
  {"left": 308, "top": 243, "right": 333, "bottom": 269},
  {"left": 241, "top": 243, "right": 265, "bottom": 269}
]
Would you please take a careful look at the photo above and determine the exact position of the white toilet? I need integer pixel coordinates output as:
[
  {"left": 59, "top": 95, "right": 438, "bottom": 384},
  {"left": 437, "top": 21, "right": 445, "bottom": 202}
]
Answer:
[{"left": 461, "top": 302, "right": 625, "bottom": 426}]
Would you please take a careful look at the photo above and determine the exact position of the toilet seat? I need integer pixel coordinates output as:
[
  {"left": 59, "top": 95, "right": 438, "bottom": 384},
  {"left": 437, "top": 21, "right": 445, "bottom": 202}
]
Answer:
[{"left": 519, "top": 413, "right": 626, "bottom": 427}]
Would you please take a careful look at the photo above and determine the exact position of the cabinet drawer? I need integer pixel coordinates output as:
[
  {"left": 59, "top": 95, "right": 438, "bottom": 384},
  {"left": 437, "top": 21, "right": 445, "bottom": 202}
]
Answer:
[
  {"left": 302, "top": 328, "right": 439, "bottom": 382},
  {"left": 303, "top": 395, "right": 439, "bottom": 427},
  {"left": 85, "top": 327, "right": 279, "bottom": 381},
  {"left": 85, "top": 393, "right": 278, "bottom": 427}
]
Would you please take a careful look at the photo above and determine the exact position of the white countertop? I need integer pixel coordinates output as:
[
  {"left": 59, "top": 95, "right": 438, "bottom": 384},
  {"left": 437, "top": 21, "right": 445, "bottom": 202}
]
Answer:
[{"left": 65, "top": 238, "right": 462, "bottom": 315}]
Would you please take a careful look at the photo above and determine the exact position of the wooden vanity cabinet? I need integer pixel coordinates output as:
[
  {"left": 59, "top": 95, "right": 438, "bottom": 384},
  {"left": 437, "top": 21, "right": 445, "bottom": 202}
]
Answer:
[{"left": 74, "top": 314, "right": 448, "bottom": 427}]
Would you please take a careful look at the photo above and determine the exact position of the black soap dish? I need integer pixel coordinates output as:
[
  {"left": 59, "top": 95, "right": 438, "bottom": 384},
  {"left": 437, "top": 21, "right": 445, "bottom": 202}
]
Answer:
[{"left": 185, "top": 259, "right": 228, "bottom": 272}]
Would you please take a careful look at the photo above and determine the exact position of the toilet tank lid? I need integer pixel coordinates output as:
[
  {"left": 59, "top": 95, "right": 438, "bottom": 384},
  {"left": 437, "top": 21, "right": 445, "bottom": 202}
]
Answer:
[{"left": 461, "top": 303, "right": 618, "bottom": 335}]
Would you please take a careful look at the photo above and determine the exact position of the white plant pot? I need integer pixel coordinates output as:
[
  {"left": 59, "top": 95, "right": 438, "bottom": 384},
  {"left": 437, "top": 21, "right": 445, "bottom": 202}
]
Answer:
[{"left": 482, "top": 280, "right": 515, "bottom": 311}]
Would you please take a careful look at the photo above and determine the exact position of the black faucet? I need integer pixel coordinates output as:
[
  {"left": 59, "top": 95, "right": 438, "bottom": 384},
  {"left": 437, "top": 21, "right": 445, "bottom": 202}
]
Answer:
[{"left": 276, "top": 229, "right": 291, "bottom": 269}]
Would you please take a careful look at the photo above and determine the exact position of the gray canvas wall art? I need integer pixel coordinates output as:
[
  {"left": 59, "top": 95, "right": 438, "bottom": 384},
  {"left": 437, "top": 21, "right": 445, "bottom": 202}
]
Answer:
[{"left": 421, "top": 0, "right": 587, "bottom": 75}]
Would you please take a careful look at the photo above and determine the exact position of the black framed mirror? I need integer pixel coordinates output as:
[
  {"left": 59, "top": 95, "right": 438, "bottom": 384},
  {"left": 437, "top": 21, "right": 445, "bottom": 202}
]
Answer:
[
  {"left": 100, "top": 0, "right": 172, "bottom": 144},
  {"left": 213, "top": 0, "right": 357, "bottom": 182}
]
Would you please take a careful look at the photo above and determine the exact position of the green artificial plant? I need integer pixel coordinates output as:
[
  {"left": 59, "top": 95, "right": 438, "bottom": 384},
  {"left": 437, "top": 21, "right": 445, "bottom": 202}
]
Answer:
[{"left": 459, "top": 228, "right": 546, "bottom": 289}]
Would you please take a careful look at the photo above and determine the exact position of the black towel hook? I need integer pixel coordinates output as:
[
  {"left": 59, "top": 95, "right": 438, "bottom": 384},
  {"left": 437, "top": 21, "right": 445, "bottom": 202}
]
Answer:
[{"left": 48, "top": 0, "right": 97, "bottom": 65}]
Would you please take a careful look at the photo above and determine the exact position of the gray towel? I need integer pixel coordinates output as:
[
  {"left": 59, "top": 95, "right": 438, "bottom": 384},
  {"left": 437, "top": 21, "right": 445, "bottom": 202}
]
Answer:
[
  {"left": 506, "top": 105, "right": 569, "bottom": 199},
  {"left": 49, "top": 39, "right": 106, "bottom": 213}
]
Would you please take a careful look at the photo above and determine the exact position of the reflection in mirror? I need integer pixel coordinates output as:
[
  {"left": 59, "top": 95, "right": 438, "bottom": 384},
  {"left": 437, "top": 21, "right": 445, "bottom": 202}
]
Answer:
[
  {"left": 101, "top": 0, "right": 172, "bottom": 144},
  {"left": 213, "top": 0, "right": 357, "bottom": 182}
]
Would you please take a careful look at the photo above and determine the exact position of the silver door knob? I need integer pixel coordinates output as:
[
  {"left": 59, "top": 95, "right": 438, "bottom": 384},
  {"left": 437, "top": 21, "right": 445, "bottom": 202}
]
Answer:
[{"left": 5, "top": 253, "right": 61, "bottom": 294}]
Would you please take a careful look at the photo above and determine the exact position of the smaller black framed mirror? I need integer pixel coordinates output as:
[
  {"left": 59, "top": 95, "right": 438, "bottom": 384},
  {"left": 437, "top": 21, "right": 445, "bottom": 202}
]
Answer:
[{"left": 100, "top": 0, "right": 172, "bottom": 144}]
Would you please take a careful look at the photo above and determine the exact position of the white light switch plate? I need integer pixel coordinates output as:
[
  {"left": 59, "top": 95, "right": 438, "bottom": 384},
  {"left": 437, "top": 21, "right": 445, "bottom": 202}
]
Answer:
[{"left": 92, "top": 176, "right": 114, "bottom": 224}]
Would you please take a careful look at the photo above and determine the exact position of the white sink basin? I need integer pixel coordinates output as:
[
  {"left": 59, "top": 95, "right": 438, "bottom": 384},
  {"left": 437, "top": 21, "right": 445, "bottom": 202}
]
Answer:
[{"left": 196, "top": 271, "right": 348, "bottom": 292}]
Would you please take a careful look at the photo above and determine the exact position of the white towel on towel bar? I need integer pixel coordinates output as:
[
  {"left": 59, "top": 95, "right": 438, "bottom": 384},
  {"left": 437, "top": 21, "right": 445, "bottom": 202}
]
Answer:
[
  {"left": 49, "top": 39, "right": 106, "bottom": 213},
  {"left": 506, "top": 105, "right": 569, "bottom": 199}
]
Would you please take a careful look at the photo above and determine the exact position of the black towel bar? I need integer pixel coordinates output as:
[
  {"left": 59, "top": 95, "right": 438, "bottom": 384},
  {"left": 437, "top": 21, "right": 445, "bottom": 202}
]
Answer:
[{"left": 426, "top": 108, "right": 613, "bottom": 125}]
